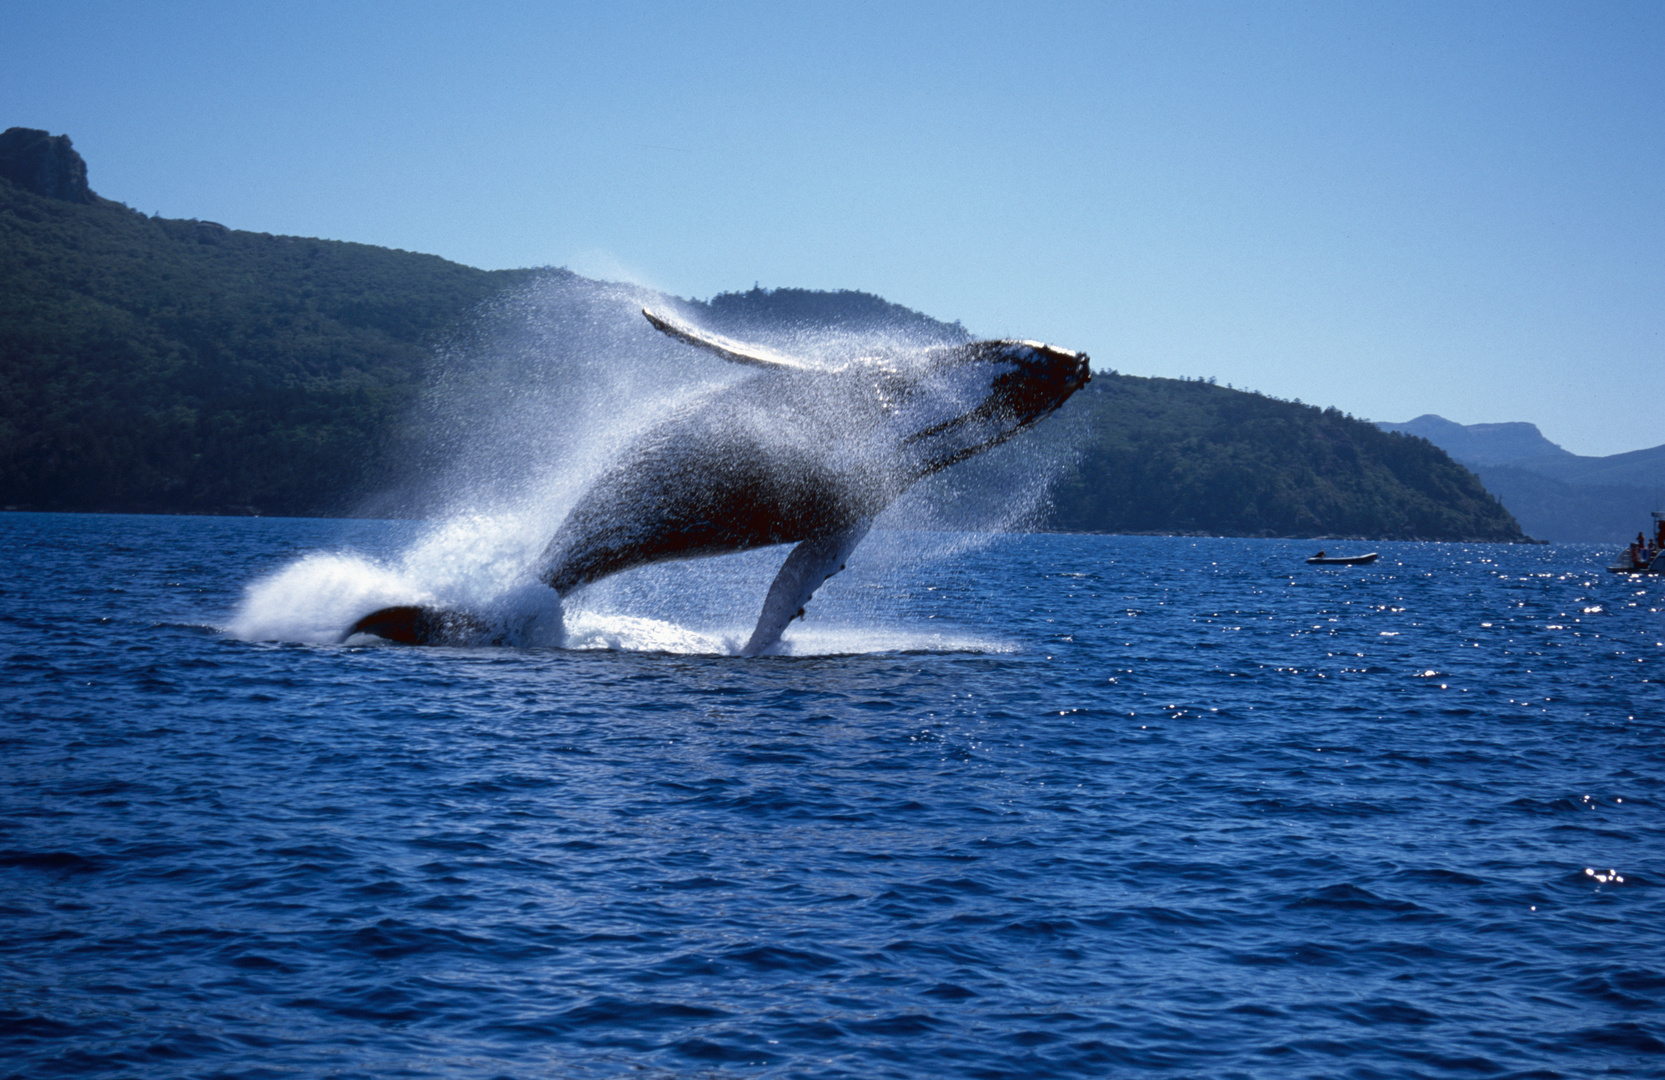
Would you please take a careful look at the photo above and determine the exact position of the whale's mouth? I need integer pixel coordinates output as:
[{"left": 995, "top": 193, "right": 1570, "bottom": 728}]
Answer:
[{"left": 993, "top": 344, "right": 1093, "bottom": 426}]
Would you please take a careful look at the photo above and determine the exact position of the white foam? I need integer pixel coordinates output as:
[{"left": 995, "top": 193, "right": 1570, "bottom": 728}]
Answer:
[
  {"left": 229, "top": 551, "right": 426, "bottom": 644},
  {"left": 559, "top": 610, "right": 729, "bottom": 654},
  {"left": 771, "top": 624, "right": 1017, "bottom": 656},
  {"left": 557, "top": 607, "right": 1012, "bottom": 657},
  {"left": 229, "top": 513, "right": 565, "bottom": 646}
]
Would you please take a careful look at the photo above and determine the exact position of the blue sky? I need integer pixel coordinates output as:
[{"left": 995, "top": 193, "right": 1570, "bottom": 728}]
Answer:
[{"left": 5, "top": 0, "right": 1661, "bottom": 455}]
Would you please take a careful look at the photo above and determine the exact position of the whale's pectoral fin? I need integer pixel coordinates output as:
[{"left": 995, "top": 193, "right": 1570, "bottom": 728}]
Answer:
[
  {"left": 740, "top": 520, "right": 872, "bottom": 657},
  {"left": 642, "top": 308, "right": 812, "bottom": 371},
  {"left": 341, "top": 605, "right": 494, "bottom": 646}
]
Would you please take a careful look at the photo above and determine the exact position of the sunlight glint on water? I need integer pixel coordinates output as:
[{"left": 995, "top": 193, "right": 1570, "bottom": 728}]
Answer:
[{"left": 2, "top": 515, "right": 1663, "bottom": 1078}]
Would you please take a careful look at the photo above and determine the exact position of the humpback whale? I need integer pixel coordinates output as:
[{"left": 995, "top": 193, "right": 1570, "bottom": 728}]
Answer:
[{"left": 344, "top": 309, "right": 1090, "bottom": 654}]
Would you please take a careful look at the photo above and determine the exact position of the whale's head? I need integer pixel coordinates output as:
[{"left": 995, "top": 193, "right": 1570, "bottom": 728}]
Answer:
[{"left": 892, "top": 339, "right": 1091, "bottom": 477}]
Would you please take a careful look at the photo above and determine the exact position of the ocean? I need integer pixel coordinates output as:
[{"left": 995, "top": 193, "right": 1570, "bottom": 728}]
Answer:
[{"left": 2, "top": 512, "right": 1661, "bottom": 1078}]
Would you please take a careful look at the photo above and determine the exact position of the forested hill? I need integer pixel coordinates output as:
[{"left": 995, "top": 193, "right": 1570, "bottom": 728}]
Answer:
[
  {"left": 701, "top": 285, "right": 972, "bottom": 342},
  {"left": 0, "top": 127, "right": 1524, "bottom": 540},
  {"left": 1054, "top": 377, "right": 1522, "bottom": 541},
  {"left": 0, "top": 134, "right": 536, "bottom": 515}
]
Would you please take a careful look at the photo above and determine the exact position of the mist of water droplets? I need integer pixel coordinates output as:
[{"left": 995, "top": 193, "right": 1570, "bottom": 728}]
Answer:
[{"left": 230, "top": 274, "right": 1079, "bottom": 653}]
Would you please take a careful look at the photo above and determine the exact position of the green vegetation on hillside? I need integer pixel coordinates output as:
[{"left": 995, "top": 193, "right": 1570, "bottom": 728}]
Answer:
[
  {"left": 1050, "top": 375, "right": 1523, "bottom": 540},
  {"left": 0, "top": 177, "right": 531, "bottom": 514},
  {"left": 703, "top": 285, "right": 970, "bottom": 342},
  {"left": 0, "top": 133, "right": 1526, "bottom": 540}
]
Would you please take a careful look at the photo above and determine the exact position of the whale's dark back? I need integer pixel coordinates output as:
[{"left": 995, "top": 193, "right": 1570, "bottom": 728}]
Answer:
[
  {"left": 538, "top": 373, "right": 894, "bottom": 592},
  {"left": 537, "top": 338, "right": 1090, "bottom": 595}
]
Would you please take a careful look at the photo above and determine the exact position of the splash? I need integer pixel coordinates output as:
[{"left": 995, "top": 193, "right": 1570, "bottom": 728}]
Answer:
[
  {"left": 229, "top": 275, "right": 1078, "bottom": 654},
  {"left": 227, "top": 515, "right": 563, "bottom": 646}
]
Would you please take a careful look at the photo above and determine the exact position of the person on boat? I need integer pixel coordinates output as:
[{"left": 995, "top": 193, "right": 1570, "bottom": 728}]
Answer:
[{"left": 1314, "top": 550, "right": 1326, "bottom": 559}]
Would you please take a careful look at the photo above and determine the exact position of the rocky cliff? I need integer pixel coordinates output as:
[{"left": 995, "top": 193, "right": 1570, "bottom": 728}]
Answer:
[{"left": 0, "top": 127, "right": 97, "bottom": 204}]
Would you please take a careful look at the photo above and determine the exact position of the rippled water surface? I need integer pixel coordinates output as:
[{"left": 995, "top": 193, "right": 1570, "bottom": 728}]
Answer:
[{"left": 3, "top": 513, "right": 1662, "bottom": 1078}]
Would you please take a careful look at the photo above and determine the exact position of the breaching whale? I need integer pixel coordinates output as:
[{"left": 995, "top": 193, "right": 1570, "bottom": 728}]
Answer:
[{"left": 344, "top": 308, "right": 1090, "bottom": 654}]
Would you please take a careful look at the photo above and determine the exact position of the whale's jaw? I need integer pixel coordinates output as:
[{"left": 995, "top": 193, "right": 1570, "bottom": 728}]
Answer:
[{"left": 899, "top": 340, "right": 1091, "bottom": 478}]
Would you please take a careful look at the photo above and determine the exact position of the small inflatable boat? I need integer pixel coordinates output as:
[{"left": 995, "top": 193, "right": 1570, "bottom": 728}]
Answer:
[{"left": 1306, "top": 551, "right": 1379, "bottom": 566}]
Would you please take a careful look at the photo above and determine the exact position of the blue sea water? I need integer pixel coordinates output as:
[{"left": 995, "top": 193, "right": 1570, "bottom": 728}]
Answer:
[{"left": 2, "top": 511, "right": 1662, "bottom": 1079}]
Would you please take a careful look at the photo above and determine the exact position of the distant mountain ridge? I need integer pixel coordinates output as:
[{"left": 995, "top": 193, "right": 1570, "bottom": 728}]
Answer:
[
  {"left": 1377, "top": 414, "right": 1571, "bottom": 467},
  {"left": 0, "top": 126, "right": 1523, "bottom": 541},
  {"left": 1375, "top": 414, "right": 1663, "bottom": 542}
]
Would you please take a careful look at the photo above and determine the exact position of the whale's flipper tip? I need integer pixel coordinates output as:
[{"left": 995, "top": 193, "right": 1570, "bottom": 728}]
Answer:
[
  {"left": 341, "top": 605, "right": 489, "bottom": 646},
  {"left": 641, "top": 307, "right": 674, "bottom": 335}
]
